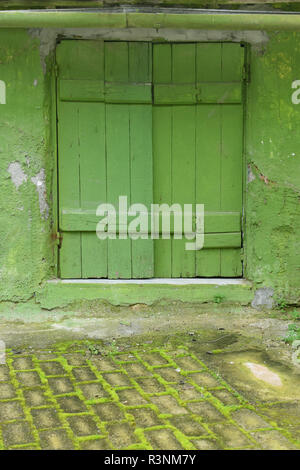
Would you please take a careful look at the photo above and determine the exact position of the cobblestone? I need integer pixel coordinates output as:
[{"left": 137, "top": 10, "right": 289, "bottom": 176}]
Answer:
[{"left": 0, "top": 340, "right": 299, "bottom": 450}]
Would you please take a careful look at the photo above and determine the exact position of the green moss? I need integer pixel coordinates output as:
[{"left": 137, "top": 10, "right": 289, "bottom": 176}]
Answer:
[{"left": 1, "top": 336, "right": 300, "bottom": 449}]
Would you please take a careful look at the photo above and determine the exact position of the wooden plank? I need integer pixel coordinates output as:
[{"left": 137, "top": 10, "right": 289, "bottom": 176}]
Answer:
[
  {"left": 205, "top": 212, "right": 241, "bottom": 233},
  {"left": 154, "top": 84, "right": 197, "bottom": 105},
  {"left": 57, "top": 101, "right": 81, "bottom": 278},
  {"left": 170, "top": 45, "right": 195, "bottom": 277},
  {"left": 197, "top": 82, "right": 242, "bottom": 104},
  {"left": 172, "top": 43, "right": 196, "bottom": 84},
  {"left": 221, "top": 249, "right": 243, "bottom": 277},
  {"left": 127, "top": 42, "right": 154, "bottom": 272},
  {"left": 154, "top": 83, "right": 242, "bottom": 105},
  {"left": 78, "top": 102, "right": 107, "bottom": 278},
  {"left": 196, "top": 43, "right": 222, "bottom": 82},
  {"left": 60, "top": 210, "right": 152, "bottom": 232},
  {"left": 106, "top": 104, "right": 131, "bottom": 279},
  {"left": 105, "top": 42, "right": 131, "bottom": 279},
  {"left": 153, "top": 44, "right": 171, "bottom": 84},
  {"left": 129, "top": 42, "right": 151, "bottom": 83},
  {"left": 60, "top": 210, "right": 240, "bottom": 233},
  {"left": 105, "top": 42, "right": 128, "bottom": 82},
  {"left": 153, "top": 106, "right": 172, "bottom": 277},
  {"left": 221, "top": 106, "right": 243, "bottom": 211},
  {"left": 171, "top": 105, "right": 196, "bottom": 278},
  {"left": 105, "top": 83, "right": 152, "bottom": 103},
  {"left": 56, "top": 40, "right": 104, "bottom": 80},
  {"left": 221, "top": 43, "right": 244, "bottom": 82},
  {"left": 203, "top": 233, "right": 241, "bottom": 248},
  {"left": 59, "top": 80, "right": 241, "bottom": 105},
  {"left": 195, "top": 105, "right": 222, "bottom": 277},
  {"left": 60, "top": 210, "right": 98, "bottom": 231},
  {"left": 59, "top": 79, "right": 104, "bottom": 102},
  {"left": 59, "top": 232, "right": 82, "bottom": 279},
  {"left": 220, "top": 105, "right": 243, "bottom": 276},
  {"left": 130, "top": 105, "right": 154, "bottom": 278},
  {"left": 128, "top": 44, "right": 153, "bottom": 278}
]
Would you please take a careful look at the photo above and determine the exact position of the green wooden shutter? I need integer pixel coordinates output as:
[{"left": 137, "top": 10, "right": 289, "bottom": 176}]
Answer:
[
  {"left": 57, "top": 40, "right": 153, "bottom": 278},
  {"left": 57, "top": 40, "right": 244, "bottom": 279},
  {"left": 153, "top": 43, "right": 244, "bottom": 277}
]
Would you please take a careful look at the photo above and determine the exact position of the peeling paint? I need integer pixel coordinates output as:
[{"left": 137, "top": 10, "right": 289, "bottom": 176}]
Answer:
[
  {"left": 0, "top": 80, "right": 6, "bottom": 104},
  {"left": 247, "top": 165, "right": 256, "bottom": 183},
  {"left": 7, "top": 162, "right": 27, "bottom": 189},
  {"left": 31, "top": 168, "right": 49, "bottom": 220}
]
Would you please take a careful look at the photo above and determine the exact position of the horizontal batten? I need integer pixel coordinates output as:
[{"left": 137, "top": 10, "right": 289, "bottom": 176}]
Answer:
[
  {"left": 198, "top": 82, "right": 242, "bottom": 104},
  {"left": 59, "top": 80, "right": 242, "bottom": 104},
  {"left": 59, "top": 79, "right": 104, "bottom": 102},
  {"left": 60, "top": 210, "right": 240, "bottom": 233},
  {"left": 105, "top": 83, "right": 152, "bottom": 103},
  {"left": 154, "top": 82, "right": 242, "bottom": 104},
  {"left": 59, "top": 79, "right": 152, "bottom": 103}
]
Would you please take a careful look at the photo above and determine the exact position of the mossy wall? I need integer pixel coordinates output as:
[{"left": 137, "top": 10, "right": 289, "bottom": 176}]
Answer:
[
  {"left": 0, "top": 29, "right": 55, "bottom": 301},
  {"left": 245, "top": 33, "right": 300, "bottom": 302},
  {"left": 0, "top": 22, "right": 299, "bottom": 305}
]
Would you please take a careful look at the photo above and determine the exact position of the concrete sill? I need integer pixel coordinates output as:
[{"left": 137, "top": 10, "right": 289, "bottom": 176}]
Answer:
[
  {"left": 36, "top": 278, "right": 253, "bottom": 309},
  {"left": 48, "top": 278, "right": 250, "bottom": 285}
]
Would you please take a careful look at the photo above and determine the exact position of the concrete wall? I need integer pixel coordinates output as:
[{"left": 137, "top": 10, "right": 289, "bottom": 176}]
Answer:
[
  {"left": 0, "top": 26, "right": 299, "bottom": 305},
  {"left": 0, "top": 30, "right": 54, "bottom": 301},
  {"left": 245, "top": 32, "right": 300, "bottom": 303}
]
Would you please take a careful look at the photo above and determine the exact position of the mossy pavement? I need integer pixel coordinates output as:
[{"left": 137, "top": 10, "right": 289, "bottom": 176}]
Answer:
[{"left": 0, "top": 335, "right": 299, "bottom": 450}]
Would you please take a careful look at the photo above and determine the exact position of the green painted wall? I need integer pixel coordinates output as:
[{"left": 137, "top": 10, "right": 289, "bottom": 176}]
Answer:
[
  {"left": 245, "top": 33, "right": 300, "bottom": 303},
  {"left": 0, "top": 29, "right": 55, "bottom": 301},
  {"left": 0, "top": 26, "right": 299, "bottom": 305}
]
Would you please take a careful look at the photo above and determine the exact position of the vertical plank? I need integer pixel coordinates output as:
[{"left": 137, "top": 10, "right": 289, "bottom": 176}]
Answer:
[
  {"left": 221, "top": 248, "right": 242, "bottom": 277},
  {"left": 129, "top": 42, "right": 151, "bottom": 83},
  {"left": 220, "top": 106, "right": 243, "bottom": 213},
  {"left": 129, "top": 43, "right": 153, "bottom": 278},
  {"left": 153, "top": 106, "right": 172, "bottom": 277},
  {"left": 172, "top": 43, "right": 196, "bottom": 84},
  {"left": 105, "top": 43, "right": 131, "bottom": 279},
  {"left": 220, "top": 105, "right": 243, "bottom": 276},
  {"left": 58, "top": 101, "right": 82, "bottom": 278},
  {"left": 171, "top": 106, "right": 196, "bottom": 277},
  {"left": 171, "top": 44, "right": 196, "bottom": 277},
  {"left": 221, "top": 43, "right": 244, "bottom": 82},
  {"left": 153, "top": 44, "right": 172, "bottom": 84},
  {"left": 105, "top": 42, "right": 128, "bottom": 82},
  {"left": 195, "top": 105, "right": 222, "bottom": 277},
  {"left": 79, "top": 102, "right": 107, "bottom": 278},
  {"left": 106, "top": 104, "right": 131, "bottom": 279},
  {"left": 196, "top": 43, "right": 222, "bottom": 82},
  {"left": 153, "top": 44, "right": 172, "bottom": 277},
  {"left": 130, "top": 104, "right": 154, "bottom": 278}
]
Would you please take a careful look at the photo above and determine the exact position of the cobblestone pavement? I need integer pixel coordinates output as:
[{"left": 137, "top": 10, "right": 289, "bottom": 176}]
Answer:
[{"left": 0, "top": 338, "right": 299, "bottom": 450}]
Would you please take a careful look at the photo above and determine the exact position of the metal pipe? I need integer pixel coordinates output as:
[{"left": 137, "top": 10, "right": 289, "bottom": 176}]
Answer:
[{"left": 0, "top": 8, "right": 300, "bottom": 31}]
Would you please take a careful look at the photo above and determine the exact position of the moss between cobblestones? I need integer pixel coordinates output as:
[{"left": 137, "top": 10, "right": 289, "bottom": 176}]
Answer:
[{"left": 0, "top": 334, "right": 299, "bottom": 450}]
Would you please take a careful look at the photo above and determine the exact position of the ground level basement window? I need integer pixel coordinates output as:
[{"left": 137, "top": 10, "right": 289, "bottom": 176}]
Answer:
[{"left": 56, "top": 40, "right": 245, "bottom": 279}]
